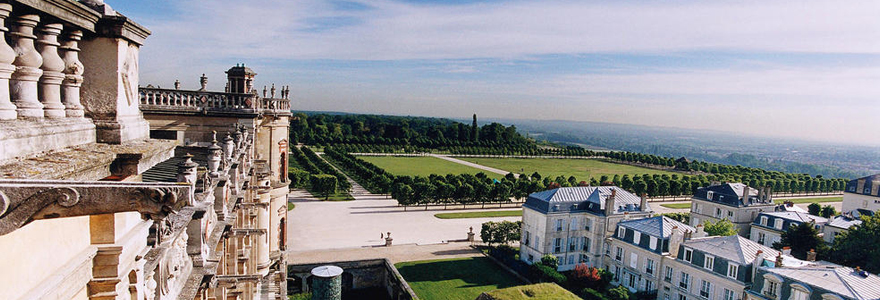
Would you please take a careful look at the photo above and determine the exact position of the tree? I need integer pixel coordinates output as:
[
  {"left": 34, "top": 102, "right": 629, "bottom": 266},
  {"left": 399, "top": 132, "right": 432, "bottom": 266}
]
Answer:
[
  {"left": 471, "top": 113, "right": 478, "bottom": 141},
  {"left": 773, "top": 221, "right": 828, "bottom": 260},
  {"left": 820, "top": 205, "right": 837, "bottom": 218},
  {"left": 540, "top": 254, "right": 559, "bottom": 269},
  {"left": 832, "top": 213, "right": 880, "bottom": 274},
  {"left": 807, "top": 203, "right": 821, "bottom": 216},
  {"left": 702, "top": 219, "right": 737, "bottom": 236},
  {"left": 392, "top": 183, "right": 414, "bottom": 211},
  {"left": 606, "top": 285, "right": 631, "bottom": 300},
  {"left": 310, "top": 174, "right": 337, "bottom": 200}
]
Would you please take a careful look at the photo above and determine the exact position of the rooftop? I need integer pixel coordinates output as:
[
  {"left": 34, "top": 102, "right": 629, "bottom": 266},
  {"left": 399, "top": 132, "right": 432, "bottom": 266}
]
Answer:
[
  {"left": 764, "top": 265, "right": 880, "bottom": 300},
  {"left": 684, "top": 235, "right": 780, "bottom": 265},
  {"left": 827, "top": 215, "right": 863, "bottom": 230},
  {"left": 760, "top": 211, "right": 828, "bottom": 225},
  {"left": 619, "top": 216, "right": 695, "bottom": 239},
  {"left": 524, "top": 186, "right": 648, "bottom": 215},
  {"left": 845, "top": 174, "right": 880, "bottom": 198}
]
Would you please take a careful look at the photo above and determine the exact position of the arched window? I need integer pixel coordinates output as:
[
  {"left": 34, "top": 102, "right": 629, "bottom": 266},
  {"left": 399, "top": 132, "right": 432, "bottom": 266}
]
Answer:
[{"left": 789, "top": 283, "right": 811, "bottom": 300}]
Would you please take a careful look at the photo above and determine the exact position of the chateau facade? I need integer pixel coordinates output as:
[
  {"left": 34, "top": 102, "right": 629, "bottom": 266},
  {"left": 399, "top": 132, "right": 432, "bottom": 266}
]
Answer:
[{"left": 0, "top": 1, "right": 290, "bottom": 299}]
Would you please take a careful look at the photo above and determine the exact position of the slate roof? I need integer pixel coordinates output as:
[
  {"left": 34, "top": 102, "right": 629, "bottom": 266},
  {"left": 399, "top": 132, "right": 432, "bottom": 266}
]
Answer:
[
  {"left": 142, "top": 156, "right": 208, "bottom": 182},
  {"left": 525, "top": 186, "right": 649, "bottom": 215},
  {"left": 845, "top": 174, "right": 880, "bottom": 198},
  {"left": 762, "top": 211, "right": 828, "bottom": 225},
  {"left": 684, "top": 235, "right": 780, "bottom": 265},
  {"left": 618, "top": 216, "right": 695, "bottom": 239},
  {"left": 773, "top": 203, "right": 808, "bottom": 213},
  {"left": 765, "top": 266, "right": 880, "bottom": 300},
  {"left": 827, "top": 215, "right": 863, "bottom": 230}
]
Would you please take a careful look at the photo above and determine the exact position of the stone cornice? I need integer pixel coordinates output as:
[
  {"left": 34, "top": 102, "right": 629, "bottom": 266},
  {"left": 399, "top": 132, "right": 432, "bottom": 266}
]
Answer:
[
  {"left": 0, "top": 179, "right": 192, "bottom": 236},
  {"left": 95, "top": 14, "right": 150, "bottom": 45},
  {"left": 13, "top": 0, "right": 101, "bottom": 32}
]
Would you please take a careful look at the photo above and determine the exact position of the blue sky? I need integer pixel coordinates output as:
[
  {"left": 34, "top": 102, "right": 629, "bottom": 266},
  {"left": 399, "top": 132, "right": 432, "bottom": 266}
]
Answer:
[{"left": 111, "top": 0, "right": 880, "bottom": 146}]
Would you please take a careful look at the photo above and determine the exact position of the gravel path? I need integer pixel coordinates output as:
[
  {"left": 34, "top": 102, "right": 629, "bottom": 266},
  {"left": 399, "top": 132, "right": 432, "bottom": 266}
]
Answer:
[{"left": 430, "top": 154, "right": 515, "bottom": 177}]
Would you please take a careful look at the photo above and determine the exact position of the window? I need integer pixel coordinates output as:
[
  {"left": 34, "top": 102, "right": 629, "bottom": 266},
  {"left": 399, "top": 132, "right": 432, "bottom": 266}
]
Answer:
[
  {"left": 727, "top": 263, "right": 739, "bottom": 279},
  {"left": 570, "top": 218, "right": 578, "bottom": 231},
  {"left": 618, "top": 227, "right": 625, "bottom": 238},
  {"left": 569, "top": 237, "right": 577, "bottom": 251},
  {"left": 715, "top": 208, "right": 722, "bottom": 218},
  {"left": 582, "top": 237, "right": 591, "bottom": 252},
  {"left": 556, "top": 219, "right": 564, "bottom": 231},
  {"left": 627, "top": 273, "right": 637, "bottom": 288},
  {"left": 554, "top": 238, "right": 562, "bottom": 253},
  {"left": 763, "top": 278, "right": 779, "bottom": 298},
  {"left": 694, "top": 203, "right": 701, "bottom": 213},
  {"left": 704, "top": 255, "right": 715, "bottom": 270},
  {"left": 727, "top": 210, "right": 734, "bottom": 218},
  {"left": 614, "top": 266, "right": 621, "bottom": 281},
  {"left": 630, "top": 253, "right": 638, "bottom": 268},
  {"left": 580, "top": 254, "right": 590, "bottom": 263},
  {"left": 528, "top": 254, "right": 534, "bottom": 262},
  {"left": 700, "top": 280, "right": 711, "bottom": 299},
  {"left": 646, "top": 259, "right": 655, "bottom": 275},
  {"left": 679, "top": 295, "right": 688, "bottom": 300},
  {"left": 723, "top": 289, "right": 734, "bottom": 300},
  {"left": 634, "top": 231, "right": 642, "bottom": 245},
  {"left": 584, "top": 218, "right": 592, "bottom": 231},
  {"left": 615, "top": 247, "right": 623, "bottom": 261},
  {"left": 646, "top": 280, "right": 654, "bottom": 291},
  {"left": 758, "top": 232, "right": 766, "bottom": 245},
  {"left": 774, "top": 219, "right": 783, "bottom": 230},
  {"left": 679, "top": 272, "right": 690, "bottom": 290},
  {"left": 664, "top": 266, "right": 673, "bottom": 283},
  {"left": 706, "top": 191, "right": 714, "bottom": 200},
  {"left": 535, "top": 236, "right": 539, "bottom": 249},
  {"left": 760, "top": 216, "right": 768, "bottom": 226},
  {"left": 664, "top": 294, "right": 671, "bottom": 300},
  {"left": 791, "top": 288, "right": 809, "bottom": 300},
  {"left": 524, "top": 231, "right": 530, "bottom": 246},
  {"left": 650, "top": 236, "right": 658, "bottom": 250},
  {"left": 684, "top": 248, "right": 693, "bottom": 262},
  {"left": 568, "top": 255, "right": 575, "bottom": 265}
]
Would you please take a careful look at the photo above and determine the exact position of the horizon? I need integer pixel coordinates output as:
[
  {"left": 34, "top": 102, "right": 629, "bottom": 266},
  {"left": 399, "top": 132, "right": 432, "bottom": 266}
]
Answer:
[{"left": 113, "top": 0, "right": 880, "bottom": 147}]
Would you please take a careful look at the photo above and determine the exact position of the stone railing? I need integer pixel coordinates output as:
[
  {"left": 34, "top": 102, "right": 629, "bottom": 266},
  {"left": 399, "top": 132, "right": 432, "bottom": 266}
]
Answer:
[
  {"left": 139, "top": 87, "right": 291, "bottom": 115},
  {"left": 0, "top": 179, "right": 193, "bottom": 236}
]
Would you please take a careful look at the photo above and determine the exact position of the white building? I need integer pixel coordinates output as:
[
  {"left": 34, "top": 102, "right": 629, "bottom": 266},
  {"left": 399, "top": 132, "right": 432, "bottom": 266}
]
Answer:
[
  {"left": 690, "top": 183, "right": 776, "bottom": 237},
  {"left": 749, "top": 212, "right": 827, "bottom": 247},
  {"left": 842, "top": 174, "right": 880, "bottom": 215},
  {"left": 520, "top": 186, "right": 652, "bottom": 271},
  {"left": 604, "top": 216, "right": 694, "bottom": 294}
]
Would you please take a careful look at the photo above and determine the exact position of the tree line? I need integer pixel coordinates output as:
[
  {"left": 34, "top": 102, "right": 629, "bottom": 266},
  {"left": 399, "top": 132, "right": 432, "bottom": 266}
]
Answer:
[{"left": 288, "top": 146, "right": 352, "bottom": 199}]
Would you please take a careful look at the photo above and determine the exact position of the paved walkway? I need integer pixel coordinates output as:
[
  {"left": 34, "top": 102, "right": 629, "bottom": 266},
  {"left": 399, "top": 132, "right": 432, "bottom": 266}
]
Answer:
[
  {"left": 286, "top": 188, "right": 520, "bottom": 252},
  {"left": 288, "top": 241, "right": 483, "bottom": 265},
  {"left": 430, "top": 154, "right": 515, "bottom": 177}
]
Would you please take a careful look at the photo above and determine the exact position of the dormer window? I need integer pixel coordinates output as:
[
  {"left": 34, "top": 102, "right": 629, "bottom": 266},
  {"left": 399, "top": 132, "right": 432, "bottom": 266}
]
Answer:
[
  {"left": 706, "top": 191, "right": 714, "bottom": 200},
  {"left": 684, "top": 248, "right": 693, "bottom": 262},
  {"left": 762, "top": 274, "right": 783, "bottom": 299}
]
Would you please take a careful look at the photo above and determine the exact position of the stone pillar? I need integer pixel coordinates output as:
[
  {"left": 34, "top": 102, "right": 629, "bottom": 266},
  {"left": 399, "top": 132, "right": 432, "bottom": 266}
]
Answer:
[
  {"left": 0, "top": 4, "right": 16, "bottom": 120},
  {"left": 60, "top": 30, "right": 85, "bottom": 118},
  {"left": 223, "top": 134, "right": 234, "bottom": 160},
  {"left": 78, "top": 16, "right": 151, "bottom": 143},
  {"left": 310, "top": 266, "right": 343, "bottom": 300},
  {"left": 36, "top": 23, "right": 65, "bottom": 118},
  {"left": 199, "top": 74, "right": 207, "bottom": 91},
  {"left": 10, "top": 14, "right": 43, "bottom": 118},
  {"left": 208, "top": 132, "right": 222, "bottom": 176},
  {"left": 385, "top": 232, "right": 393, "bottom": 246},
  {"left": 467, "top": 227, "right": 475, "bottom": 242},
  {"left": 257, "top": 191, "right": 271, "bottom": 271}
]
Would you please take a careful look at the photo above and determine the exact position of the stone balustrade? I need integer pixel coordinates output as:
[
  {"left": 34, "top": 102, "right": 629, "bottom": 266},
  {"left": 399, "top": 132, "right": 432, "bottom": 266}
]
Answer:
[{"left": 139, "top": 87, "right": 291, "bottom": 115}]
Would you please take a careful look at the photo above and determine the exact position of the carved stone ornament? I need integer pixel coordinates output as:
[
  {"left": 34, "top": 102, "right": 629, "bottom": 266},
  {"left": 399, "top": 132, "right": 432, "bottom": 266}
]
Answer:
[{"left": 0, "top": 180, "right": 193, "bottom": 236}]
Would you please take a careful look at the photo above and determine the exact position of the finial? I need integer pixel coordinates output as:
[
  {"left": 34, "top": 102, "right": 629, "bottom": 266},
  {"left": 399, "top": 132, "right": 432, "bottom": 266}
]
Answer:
[
  {"left": 270, "top": 83, "right": 276, "bottom": 98},
  {"left": 263, "top": 86, "right": 267, "bottom": 98},
  {"left": 174, "top": 79, "right": 180, "bottom": 90},
  {"left": 199, "top": 74, "right": 208, "bottom": 91}
]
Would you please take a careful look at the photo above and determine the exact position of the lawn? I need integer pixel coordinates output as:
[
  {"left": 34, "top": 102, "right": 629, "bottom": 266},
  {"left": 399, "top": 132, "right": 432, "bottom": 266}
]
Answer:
[
  {"left": 435, "top": 210, "right": 523, "bottom": 219},
  {"left": 358, "top": 156, "right": 490, "bottom": 177},
  {"left": 660, "top": 202, "right": 692, "bottom": 209},
  {"left": 394, "top": 257, "right": 524, "bottom": 300},
  {"left": 459, "top": 157, "right": 674, "bottom": 181},
  {"left": 782, "top": 196, "right": 842, "bottom": 204},
  {"left": 658, "top": 196, "right": 843, "bottom": 209}
]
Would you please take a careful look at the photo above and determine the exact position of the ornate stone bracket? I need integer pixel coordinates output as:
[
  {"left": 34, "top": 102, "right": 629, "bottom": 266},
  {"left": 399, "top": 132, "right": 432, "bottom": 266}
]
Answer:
[{"left": 0, "top": 179, "right": 193, "bottom": 236}]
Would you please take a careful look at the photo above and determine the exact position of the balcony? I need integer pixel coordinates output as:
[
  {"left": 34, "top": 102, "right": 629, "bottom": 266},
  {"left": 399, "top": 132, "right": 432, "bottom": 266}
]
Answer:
[{"left": 139, "top": 87, "right": 291, "bottom": 116}]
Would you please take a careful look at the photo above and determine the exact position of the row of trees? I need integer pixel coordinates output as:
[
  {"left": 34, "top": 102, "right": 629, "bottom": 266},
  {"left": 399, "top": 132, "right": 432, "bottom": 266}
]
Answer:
[{"left": 288, "top": 146, "right": 351, "bottom": 199}]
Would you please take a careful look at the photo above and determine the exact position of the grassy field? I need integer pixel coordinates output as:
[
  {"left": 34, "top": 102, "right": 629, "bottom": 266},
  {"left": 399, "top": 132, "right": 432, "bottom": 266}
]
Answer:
[
  {"left": 358, "top": 156, "right": 490, "bottom": 177},
  {"left": 658, "top": 196, "right": 843, "bottom": 209},
  {"left": 434, "top": 210, "right": 523, "bottom": 219},
  {"left": 660, "top": 203, "right": 692, "bottom": 209},
  {"left": 783, "top": 196, "right": 842, "bottom": 204},
  {"left": 459, "top": 157, "right": 674, "bottom": 181},
  {"left": 395, "top": 257, "right": 524, "bottom": 300}
]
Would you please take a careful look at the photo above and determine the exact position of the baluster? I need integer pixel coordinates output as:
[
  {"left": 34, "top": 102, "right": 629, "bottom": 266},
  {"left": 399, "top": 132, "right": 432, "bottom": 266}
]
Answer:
[
  {"left": 10, "top": 14, "right": 44, "bottom": 118},
  {"left": 0, "top": 4, "right": 16, "bottom": 119},
  {"left": 37, "top": 23, "right": 65, "bottom": 118},
  {"left": 60, "top": 30, "right": 84, "bottom": 117}
]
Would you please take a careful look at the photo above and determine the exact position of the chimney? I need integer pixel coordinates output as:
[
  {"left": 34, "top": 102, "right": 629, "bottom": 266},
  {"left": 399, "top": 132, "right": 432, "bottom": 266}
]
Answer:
[
  {"left": 782, "top": 247, "right": 791, "bottom": 256},
  {"left": 694, "top": 224, "right": 706, "bottom": 238},
  {"left": 757, "top": 187, "right": 764, "bottom": 203},
  {"left": 640, "top": 193, "right": 648, "bottom": 212},
  {"left": 807, "top": 249, "right": 817, "bottom": 262},
  {"left": 775, "top": 254, "right": 784, "bottom": 267},
  {"left": 605, "top": 188, "right": 616, "bottom": 216},
  {"left": 766, "top": 186, "right": 773, "bottom": 202},
  {"left": 741, "top": 185, "right": 751, "bottom": 206},
  {"left": 683, "top": 230, "right": 693, "bottom": 240},
  {"left": 669, "top": 226, "right": 683, "bottom": 256}
]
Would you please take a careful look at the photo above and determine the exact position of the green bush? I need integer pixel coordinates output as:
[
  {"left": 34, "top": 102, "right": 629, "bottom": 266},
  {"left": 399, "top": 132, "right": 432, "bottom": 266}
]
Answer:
[
  {"left": 310, "top": 174, "right": 338, "bottom": 200},
  {"left": 580, "top": 288, "right": 609, "bottom": 300},
  {"left": 532, "top": 263, "right": 567, "bottom": 286},
  {"left": 288, "top": 168, "right": 310, "bottom": 188},
  {"left": 540, "top": 254, "right": 559, "bottom": 269}
]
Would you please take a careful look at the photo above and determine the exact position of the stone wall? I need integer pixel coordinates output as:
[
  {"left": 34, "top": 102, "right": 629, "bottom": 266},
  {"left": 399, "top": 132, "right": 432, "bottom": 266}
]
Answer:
[{"left": 288, "top": 259, "right": 417, "bottom": 300}]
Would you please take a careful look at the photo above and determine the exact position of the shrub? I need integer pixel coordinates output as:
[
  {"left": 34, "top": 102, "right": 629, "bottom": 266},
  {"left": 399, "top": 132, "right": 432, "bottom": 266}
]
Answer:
[
  {"left": 579, "top": 288, "right": 609, "bottom": 300},
  {"left": 540, "top": 254, "right": 559, "bottom": 269},
  {"left": 531, "top": 263, "right": 567, "bottom": 286}
]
